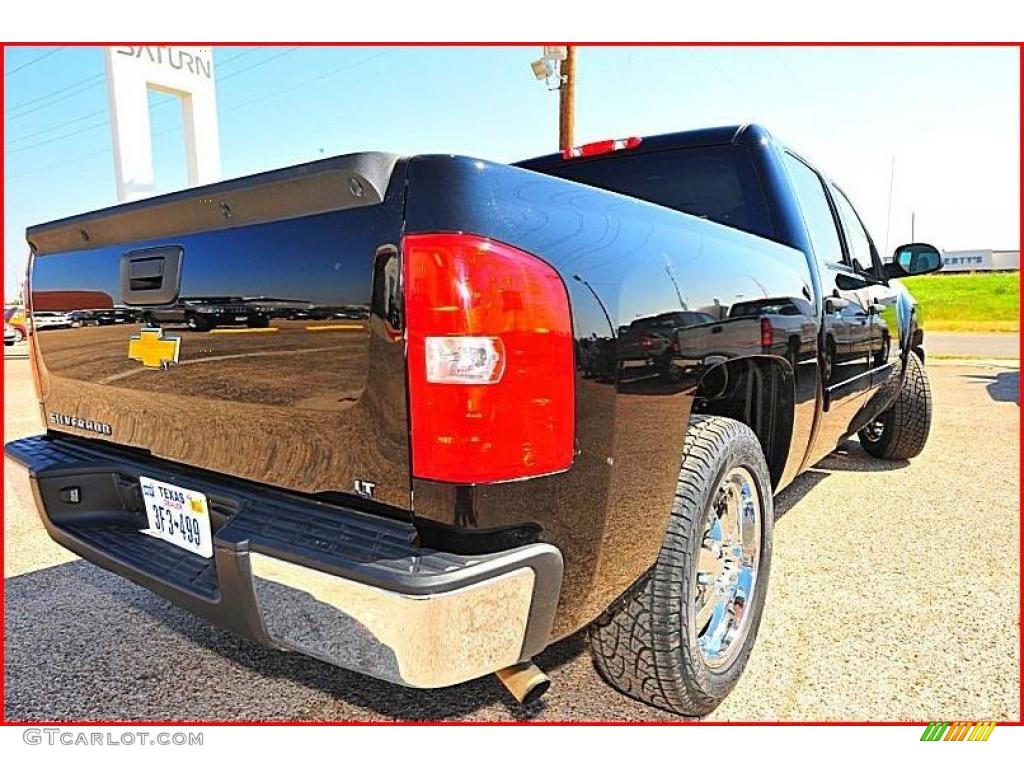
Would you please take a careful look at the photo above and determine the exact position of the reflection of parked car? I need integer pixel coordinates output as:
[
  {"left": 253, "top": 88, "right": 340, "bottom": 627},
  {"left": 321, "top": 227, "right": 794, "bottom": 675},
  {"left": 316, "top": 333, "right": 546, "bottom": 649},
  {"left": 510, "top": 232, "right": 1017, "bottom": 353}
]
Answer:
[
  {"left": 4, "top": 324, "right": 18, "bottom": 346},
  {"left": 619, "top": 311, "right": 716, "bottom": 379},
  {"left": 3, "top": 307, "right": 28, "bottom": 341},
  {"left": 728, "top": 297, "right": 817, "bottom": 362},
  {"left": 94, "top": 308, "right": 137, "bottom": 325},
  {"left": 68, "top": 310, "right": 96, "bottom": 327},
  {"left": 579, "top": 336, "right": 616, "bottom": 380},
  {"left": 143, "top": 297, "right": 270, "bottom": 332},
  {"left": 31, "top": 311, "right": 72, "bottom": 330},
  {"left": 269, "top": 304, "right": 370, "bottom": 321}
]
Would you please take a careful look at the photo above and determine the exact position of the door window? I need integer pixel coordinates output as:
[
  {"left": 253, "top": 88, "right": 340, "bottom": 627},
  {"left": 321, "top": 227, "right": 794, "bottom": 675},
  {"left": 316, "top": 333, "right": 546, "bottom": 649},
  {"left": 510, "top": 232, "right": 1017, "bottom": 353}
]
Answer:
[
  {"left": 783, "top": 153, "right": 845, "bottom": 269},
  {"left": 831, "top": 185, "right": 874, "bottom": 273}
]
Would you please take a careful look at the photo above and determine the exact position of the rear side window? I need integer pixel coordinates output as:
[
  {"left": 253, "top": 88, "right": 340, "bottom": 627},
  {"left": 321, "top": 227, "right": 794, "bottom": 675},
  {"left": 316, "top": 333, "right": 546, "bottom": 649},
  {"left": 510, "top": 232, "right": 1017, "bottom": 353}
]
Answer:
[
  {"left": 539, "top": 145, "right": 775, "bottom": 240},
  {"left": 782, "top": 153, "right": 845, "bottom": 268}
]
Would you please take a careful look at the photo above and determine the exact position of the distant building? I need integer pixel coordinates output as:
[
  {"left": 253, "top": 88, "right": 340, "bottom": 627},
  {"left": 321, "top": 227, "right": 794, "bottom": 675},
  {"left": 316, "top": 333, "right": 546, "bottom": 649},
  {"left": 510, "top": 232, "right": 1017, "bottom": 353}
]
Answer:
[
  {"left": 33, "top": 290, "right": 114, "bottom": 311},
  {"left": 940, "top": 249, "right": 1019, "bottom": 273}
]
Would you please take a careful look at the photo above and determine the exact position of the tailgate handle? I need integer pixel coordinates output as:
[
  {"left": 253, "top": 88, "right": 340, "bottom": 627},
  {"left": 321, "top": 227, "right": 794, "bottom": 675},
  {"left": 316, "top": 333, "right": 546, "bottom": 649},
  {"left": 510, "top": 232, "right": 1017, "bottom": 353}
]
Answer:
[
  {"left": 129, "top": 257, "right": 164, "bottom": 291},
  {"left": 121, "top": 246, "right": 183, "bottom": 305}
]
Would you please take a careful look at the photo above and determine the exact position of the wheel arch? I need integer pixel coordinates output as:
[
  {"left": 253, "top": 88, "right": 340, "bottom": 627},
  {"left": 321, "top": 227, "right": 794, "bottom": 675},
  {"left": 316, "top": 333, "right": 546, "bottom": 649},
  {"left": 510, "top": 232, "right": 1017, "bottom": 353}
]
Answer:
[{"left": 691, "top": 354, "right": 796, "bottom": 489}]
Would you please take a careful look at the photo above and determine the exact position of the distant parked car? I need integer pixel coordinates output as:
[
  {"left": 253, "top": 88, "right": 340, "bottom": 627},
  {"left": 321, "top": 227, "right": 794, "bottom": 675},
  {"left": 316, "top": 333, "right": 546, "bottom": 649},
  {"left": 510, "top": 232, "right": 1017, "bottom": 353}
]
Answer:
[
  {"left": 31, "top": 311, "right": 72, "bottom": 330},
  {"left": 142, "top": 297, "right": 270, "bottom": 332},
  {"left": 68, "top": 310, "right": 97, "bottom": 327},
  {"left": 3, "top": 307, "right": 28, "bottom": 341},
  {"left": 4, "top": 324, "right": 18, "bottom": 346},
  {"left": 94, "top": 308, "right": 137, "bottom": 325}
]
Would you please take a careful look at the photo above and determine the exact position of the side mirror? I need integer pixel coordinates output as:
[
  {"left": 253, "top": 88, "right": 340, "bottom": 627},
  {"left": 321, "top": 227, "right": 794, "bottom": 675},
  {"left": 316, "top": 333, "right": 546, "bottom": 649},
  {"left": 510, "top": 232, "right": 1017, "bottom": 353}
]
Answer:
[{"left": 885, "top": 243, "right": 943, "bottom": 279}]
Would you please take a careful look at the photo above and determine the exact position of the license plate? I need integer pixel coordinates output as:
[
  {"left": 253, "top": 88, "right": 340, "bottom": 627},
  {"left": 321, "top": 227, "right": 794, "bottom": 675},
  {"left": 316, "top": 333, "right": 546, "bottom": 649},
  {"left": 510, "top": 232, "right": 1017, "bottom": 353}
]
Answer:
[
  {"left": 235, "top": 315, "right": 247, "bottom": 321},
  {"left": 139, "top": 476, "right": 213, "bottom": 558}
]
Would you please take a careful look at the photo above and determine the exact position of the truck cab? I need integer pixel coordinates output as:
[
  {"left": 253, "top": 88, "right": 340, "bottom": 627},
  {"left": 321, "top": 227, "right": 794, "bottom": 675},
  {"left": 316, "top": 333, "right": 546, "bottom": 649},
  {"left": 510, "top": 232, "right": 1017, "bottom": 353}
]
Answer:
[{"left": 520, "top": 123, "right": 939, "bottom": 481}]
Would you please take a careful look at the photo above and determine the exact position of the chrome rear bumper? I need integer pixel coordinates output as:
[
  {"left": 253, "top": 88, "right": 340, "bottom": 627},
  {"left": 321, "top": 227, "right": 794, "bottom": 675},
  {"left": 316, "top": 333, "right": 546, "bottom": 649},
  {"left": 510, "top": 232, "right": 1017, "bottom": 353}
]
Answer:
[
  {"left": 6, "top": 434, "right": 563, "bottom": 689},
  {"left": 251, "top": 544, "right": 562, "bottom": 688}
]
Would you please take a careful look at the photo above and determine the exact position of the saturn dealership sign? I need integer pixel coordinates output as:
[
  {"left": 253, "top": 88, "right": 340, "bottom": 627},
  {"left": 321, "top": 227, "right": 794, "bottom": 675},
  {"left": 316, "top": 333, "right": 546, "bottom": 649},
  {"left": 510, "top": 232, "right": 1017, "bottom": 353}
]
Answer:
[{"left": 104, "top": 46, "right": 221, "bottom": 202}]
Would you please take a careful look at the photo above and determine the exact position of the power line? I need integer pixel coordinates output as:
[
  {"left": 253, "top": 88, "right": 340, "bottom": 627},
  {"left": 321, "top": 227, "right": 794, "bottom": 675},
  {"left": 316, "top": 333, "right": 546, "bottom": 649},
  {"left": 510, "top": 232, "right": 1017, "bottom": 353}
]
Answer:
[
  {"left": 4, "top": 46, "right": 64, "bottom": 76},
  {"left": 216, "top": 47, "right": 260, "bottom": 67},
  {"left": 6, "top": 91, "right": 189, "bottom": 154},
  {"left": 6, "top": 105, "right": 108, "bottom": 145},
  {"left": 217, "top": 46, "right": 301, "bottom": 83},
  {"left": 5, "top": 46, "right": 261, "bottom": 137},
  {"left": 5, "top": 72, "right": 104, "bottom": 116},
  {"left": 6, "top": 117, "right": 112, "bottom": 155},
  {"left": 5, "top": 146, "right": 111, "bottom": 181},
  {"left": 3, "top": 76, "right": 103, "bottom": 120},
  {"left": 7, "top": 118, "right": 187, "bottom": 181},
  {"left": 220, "top": 48, "right": 396, "bottom": 115},
  {"left": 6, "top": 47, "right": 278, "bottom": 148},
  {"left": 8, "top": 47, "right": 394, "bottom": 178}
]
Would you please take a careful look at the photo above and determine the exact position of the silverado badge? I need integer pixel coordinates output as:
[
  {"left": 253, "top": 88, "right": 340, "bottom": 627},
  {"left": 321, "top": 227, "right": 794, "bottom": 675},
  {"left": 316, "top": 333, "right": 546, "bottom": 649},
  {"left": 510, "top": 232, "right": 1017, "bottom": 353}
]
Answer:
[{"left": 128, "top": 327, "right": 180, "bottom": 369}]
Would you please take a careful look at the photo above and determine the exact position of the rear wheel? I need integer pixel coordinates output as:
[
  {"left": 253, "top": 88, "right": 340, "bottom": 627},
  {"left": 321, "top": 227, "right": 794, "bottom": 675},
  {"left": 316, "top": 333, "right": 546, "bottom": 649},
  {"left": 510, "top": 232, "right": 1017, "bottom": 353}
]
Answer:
[
  {"left": 588, "top": 415, "right": 773, "bottom": 716},
  {"left": 187, "top": 314, "right": 213, "bottom": 332},
  {"left": 859, "top": 352, "right": 932, "bottom": 460}
]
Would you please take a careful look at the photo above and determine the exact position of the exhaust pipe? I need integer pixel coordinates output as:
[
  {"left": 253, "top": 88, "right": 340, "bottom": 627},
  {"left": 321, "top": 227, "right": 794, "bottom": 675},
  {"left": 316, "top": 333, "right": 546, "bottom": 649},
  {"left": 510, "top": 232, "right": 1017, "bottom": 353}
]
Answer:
[{"left": 495, "top": 661, "right": 550, "bottom": 706}]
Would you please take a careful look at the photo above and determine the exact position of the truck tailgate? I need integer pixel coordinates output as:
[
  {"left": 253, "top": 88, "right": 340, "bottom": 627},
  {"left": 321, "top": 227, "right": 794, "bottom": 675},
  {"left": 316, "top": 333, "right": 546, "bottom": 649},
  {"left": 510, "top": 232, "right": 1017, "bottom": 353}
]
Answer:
[{"left": 27, "top": 152, "right": 413, "bottom": 510}]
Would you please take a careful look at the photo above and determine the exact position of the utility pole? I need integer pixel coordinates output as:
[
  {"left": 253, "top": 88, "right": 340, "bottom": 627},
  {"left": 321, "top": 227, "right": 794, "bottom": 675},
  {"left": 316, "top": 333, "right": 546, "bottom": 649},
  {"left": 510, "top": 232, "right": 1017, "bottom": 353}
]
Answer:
[
  {"left": 559, "top": 46, "right": 576, "bottom": 151},
  {"left": 665, "top": 262, "right": 687, "bottom": 309},
  {"left": 884, "top": 153, "right": 895, "bottom": 256},
  {"left": 911, "top": 211, "right": 916, "bottom": 241}
]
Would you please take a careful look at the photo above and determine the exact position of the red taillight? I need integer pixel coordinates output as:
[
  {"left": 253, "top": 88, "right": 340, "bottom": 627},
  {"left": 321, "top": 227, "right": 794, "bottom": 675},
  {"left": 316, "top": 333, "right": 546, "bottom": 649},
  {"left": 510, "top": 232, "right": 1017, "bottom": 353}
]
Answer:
[
  {"left": 760, "top": 317, "right": 773, "bottom": 349},
  {"left": 561, "top": 136, "right": 642, "bottom": 159},
  {"left": 403, "top": 233, "right": 575, "bottom": 484},
  {"left": 639, "top": 335, "right": 654, "bottom": 349}
]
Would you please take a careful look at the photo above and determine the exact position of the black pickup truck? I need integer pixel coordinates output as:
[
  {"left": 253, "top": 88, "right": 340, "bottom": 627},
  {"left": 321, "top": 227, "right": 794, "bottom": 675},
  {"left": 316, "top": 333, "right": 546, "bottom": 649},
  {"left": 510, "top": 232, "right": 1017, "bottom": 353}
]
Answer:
[{"left": 7, "top": 124, "right": 941, "bottom": 715}]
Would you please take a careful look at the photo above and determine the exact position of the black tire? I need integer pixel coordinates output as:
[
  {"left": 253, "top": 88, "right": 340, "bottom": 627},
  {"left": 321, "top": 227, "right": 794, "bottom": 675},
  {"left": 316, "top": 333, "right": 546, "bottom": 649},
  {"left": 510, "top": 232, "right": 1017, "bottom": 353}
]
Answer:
[
  {"left": 823, "top": 335, "right": 836, "bottom": 383},
  {"left": 858, "top": 352, "right": 932, "bottom": 460},
  {"left": 588, "top": 415, "right": 774, "bottom": 716},
  {"left": 187, "top": 314, "right": 213, "bottom": 332},
  {"left": 786, "top": 336, "right": 800, "bottom": 371},
  {"left": 248, "top": 314, "right": 270, "bottom": 329}
]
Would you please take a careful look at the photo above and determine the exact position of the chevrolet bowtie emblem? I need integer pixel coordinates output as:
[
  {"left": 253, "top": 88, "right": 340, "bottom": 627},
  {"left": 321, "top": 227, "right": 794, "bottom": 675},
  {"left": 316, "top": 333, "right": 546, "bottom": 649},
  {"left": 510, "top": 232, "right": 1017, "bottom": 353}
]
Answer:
[{"left": 128, "top": 327, "right": 180, "bottom": 369}]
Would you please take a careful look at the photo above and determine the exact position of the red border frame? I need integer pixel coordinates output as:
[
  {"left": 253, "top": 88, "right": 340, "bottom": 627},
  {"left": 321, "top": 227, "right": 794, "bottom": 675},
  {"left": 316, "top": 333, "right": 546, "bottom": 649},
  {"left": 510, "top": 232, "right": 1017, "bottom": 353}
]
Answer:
[{"left": 1, "top": 40, "right": 1022, "bottom": 728}]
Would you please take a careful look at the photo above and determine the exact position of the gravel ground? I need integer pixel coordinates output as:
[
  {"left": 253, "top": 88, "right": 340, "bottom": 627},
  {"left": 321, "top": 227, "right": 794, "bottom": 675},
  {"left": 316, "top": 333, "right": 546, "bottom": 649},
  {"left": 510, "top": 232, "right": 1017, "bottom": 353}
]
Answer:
[{"left": 4, "top": 354, "right": 1019, "bottom": 722}]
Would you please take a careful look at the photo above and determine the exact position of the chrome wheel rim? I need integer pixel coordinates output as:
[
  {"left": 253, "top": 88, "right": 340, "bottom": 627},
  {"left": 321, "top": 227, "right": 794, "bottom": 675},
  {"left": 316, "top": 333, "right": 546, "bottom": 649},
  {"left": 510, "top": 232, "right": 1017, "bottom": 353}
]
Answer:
[
  {"left": 693, "top": 467, "right": 762, "bottom": 669},
  {"left": 862, "top": 418, "right": 885, "bottom": 443}
]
